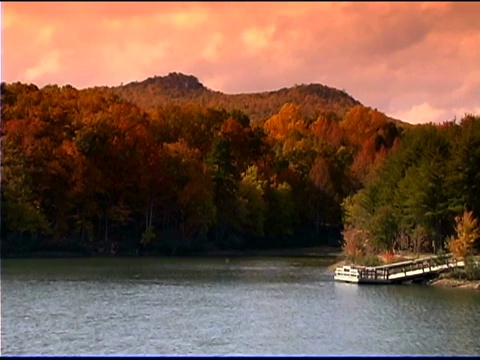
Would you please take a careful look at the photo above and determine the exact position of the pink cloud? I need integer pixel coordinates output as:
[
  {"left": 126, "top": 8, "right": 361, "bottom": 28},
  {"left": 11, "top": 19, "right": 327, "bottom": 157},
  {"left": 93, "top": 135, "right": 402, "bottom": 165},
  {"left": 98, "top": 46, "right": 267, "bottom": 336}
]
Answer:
[
  {"left": 391, "top": 103, "right": 447, "bottom": 125},
  {"left": 2, "top": 2, "right": 480, "bottom": 124}
]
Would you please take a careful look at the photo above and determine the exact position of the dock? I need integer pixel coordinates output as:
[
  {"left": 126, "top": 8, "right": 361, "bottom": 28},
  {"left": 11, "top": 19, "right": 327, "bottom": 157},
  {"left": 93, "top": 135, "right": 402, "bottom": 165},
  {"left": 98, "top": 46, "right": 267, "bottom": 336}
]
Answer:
[{"left": 334, "top": 254, "right": 464, "bottom": 284}]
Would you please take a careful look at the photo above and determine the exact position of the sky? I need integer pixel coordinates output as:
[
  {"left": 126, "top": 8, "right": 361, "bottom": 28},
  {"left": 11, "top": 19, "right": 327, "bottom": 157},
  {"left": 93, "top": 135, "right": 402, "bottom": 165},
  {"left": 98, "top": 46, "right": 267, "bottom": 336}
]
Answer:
[{"left": 2, "top": 2, "right": 479, "bottom": 124}]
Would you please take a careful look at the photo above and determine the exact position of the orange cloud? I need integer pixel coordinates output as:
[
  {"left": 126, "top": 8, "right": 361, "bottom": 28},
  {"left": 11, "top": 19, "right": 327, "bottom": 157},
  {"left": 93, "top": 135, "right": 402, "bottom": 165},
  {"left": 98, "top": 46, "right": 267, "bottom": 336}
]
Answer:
[
  {"left": 242, "top": 25, "right": 276, "bottom": 53},
  {"left": 25, "top": 50, "right": 60, "bottom": 82}
]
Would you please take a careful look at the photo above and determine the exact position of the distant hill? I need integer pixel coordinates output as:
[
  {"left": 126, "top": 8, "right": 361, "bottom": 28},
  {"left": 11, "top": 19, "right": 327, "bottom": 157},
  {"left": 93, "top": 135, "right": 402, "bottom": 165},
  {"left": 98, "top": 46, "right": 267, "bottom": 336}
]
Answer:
[{"left": 109, "top": 72, "right": 368, "bottom": 125}]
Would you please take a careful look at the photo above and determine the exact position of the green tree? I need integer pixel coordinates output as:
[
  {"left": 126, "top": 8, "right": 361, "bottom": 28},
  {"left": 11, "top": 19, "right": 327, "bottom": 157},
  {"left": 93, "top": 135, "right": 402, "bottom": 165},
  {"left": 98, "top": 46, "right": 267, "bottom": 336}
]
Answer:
[
  {"left": 235, "top": 165, "right": 267, "bottom": 237},
  {"left": 264, "top": 182, "right": 296, "bottom": 241}
]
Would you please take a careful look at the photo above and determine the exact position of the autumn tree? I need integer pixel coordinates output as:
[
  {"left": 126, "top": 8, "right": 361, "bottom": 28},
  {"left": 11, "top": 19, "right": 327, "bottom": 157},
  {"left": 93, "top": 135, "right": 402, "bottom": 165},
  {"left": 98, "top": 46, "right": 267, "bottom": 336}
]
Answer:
[
  {"left": 447, "top": 210, "right": 480, "bottom": 258},
  {"left": 263, "top": 103, "right": 307, "bottom": 143}
]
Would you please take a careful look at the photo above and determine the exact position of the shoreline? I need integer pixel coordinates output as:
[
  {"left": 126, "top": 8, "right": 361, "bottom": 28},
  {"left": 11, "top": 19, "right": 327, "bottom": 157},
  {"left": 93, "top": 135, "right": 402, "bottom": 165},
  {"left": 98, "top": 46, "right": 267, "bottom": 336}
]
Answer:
[
  {"left": 1, "top": 246, "right": 344, "bottom": 260},
  {"left": 427, "top": 276, "right": 480, "bottom": 290}
]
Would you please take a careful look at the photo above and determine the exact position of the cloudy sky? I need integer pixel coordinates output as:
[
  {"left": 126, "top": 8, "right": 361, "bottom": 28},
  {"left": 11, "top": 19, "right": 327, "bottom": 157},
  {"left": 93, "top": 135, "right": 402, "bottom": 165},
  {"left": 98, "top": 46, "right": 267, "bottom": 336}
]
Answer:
[{"left": 2, "top": 2, "right": 479, "bottom": 124}]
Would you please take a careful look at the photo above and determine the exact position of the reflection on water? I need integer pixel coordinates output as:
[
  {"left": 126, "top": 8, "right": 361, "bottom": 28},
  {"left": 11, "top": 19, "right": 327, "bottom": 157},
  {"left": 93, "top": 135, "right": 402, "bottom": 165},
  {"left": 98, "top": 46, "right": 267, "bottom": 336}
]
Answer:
[{"left": 2, "top": 257, "right": 480, "bottom": 355}]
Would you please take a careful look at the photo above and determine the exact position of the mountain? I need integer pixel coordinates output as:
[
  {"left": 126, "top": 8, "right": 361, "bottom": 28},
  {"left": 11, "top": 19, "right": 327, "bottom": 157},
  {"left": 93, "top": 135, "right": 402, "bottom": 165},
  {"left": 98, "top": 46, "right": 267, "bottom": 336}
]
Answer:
[{"left": 109, "top": 72, "right": 367, "bottom": 125}]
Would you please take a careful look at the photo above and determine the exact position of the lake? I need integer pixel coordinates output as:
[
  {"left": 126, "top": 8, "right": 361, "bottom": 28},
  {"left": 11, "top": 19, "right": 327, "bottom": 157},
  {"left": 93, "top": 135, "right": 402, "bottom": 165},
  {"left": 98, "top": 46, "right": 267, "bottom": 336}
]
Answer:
[{"left": 1, "top": 256, "right": 480, "bottom": 355}]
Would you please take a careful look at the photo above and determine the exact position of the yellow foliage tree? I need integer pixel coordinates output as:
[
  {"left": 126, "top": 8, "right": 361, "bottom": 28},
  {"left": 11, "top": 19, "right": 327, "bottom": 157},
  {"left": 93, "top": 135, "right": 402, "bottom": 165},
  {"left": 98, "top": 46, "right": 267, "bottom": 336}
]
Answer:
[
  {"left": 447, "top": 210, "right": 480, "bottom": 258},
  {"left": 263, "top": 103, "right": 306, "bottom": 143}
]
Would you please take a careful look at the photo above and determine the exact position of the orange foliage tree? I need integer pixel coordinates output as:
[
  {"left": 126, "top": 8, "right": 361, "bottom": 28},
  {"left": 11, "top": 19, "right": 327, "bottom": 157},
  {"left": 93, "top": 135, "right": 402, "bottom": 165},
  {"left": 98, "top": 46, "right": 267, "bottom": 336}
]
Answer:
[{"left": 447, "top": 210, "right": 480, "bottom": 258}]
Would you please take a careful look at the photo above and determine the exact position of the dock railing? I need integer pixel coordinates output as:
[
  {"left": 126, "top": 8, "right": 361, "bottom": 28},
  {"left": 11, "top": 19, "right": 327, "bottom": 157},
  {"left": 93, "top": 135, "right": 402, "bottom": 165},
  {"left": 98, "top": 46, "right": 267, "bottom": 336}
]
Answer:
[{"left": 351, "top": 253, "right": 463, "bottom": 283}]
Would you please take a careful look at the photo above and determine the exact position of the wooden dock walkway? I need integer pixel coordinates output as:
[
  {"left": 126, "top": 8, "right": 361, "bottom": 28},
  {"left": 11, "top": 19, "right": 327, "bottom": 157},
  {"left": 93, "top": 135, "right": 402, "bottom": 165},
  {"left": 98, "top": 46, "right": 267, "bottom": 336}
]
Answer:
[{"left": 334, "top": 254, "right": 464, "bottom": 284}]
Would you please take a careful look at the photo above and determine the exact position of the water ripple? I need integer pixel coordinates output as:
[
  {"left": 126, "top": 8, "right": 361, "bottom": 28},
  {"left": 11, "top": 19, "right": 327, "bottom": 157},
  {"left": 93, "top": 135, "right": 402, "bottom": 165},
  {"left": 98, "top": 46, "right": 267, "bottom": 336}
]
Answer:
[{"left": 2, "top": 257, "right": 480, "bottom": 355}]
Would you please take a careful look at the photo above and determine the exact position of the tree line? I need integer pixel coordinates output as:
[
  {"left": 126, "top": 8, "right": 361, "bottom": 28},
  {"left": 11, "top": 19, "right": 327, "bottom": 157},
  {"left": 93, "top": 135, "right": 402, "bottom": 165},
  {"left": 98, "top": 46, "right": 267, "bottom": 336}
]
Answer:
[
  {"left": 342, "top": 115, "right": 480, "bottom": 263},
  {"left": 1, "top": 81, "right": 401, "bottom": 256}
]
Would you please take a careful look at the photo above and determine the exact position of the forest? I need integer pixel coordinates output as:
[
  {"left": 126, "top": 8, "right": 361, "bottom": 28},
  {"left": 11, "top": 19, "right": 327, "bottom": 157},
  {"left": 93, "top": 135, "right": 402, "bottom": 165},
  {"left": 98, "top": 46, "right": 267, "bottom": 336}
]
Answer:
[{"left": 1, "top": 74, "right": 479, "bottom": 259}]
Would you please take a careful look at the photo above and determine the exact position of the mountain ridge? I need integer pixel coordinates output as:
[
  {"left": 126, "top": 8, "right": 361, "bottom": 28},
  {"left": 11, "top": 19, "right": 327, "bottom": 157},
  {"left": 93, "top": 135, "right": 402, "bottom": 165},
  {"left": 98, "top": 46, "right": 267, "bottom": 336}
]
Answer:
[{"left": 109, "top": 72, "right": 406, "bottom": 126}]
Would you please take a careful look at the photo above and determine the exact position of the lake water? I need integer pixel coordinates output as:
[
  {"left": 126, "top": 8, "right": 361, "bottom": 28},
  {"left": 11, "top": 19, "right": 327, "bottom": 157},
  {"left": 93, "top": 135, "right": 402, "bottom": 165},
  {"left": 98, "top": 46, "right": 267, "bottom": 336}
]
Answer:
[{"left": 1, "top": 256, "right": 480, "bottom": 355}]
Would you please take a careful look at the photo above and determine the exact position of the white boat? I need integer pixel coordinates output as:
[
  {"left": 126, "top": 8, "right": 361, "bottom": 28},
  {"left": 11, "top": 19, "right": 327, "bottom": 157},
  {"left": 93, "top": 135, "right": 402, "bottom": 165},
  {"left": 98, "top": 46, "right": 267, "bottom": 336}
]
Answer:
[{"left": 334, "top": 265, "right": 361, "bottom": 283}]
